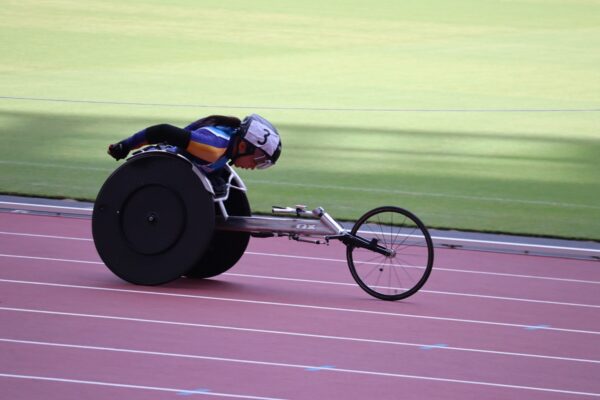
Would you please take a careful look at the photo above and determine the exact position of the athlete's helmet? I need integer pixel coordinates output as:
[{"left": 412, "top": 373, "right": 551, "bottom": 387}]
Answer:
[{"left": 239, "top": 114, "right": 282, "bottom": 169}]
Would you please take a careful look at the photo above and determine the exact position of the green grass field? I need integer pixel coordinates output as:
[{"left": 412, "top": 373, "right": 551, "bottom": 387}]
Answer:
[{"left": 1, "top": 0, "right": 599, "bottom": 240}]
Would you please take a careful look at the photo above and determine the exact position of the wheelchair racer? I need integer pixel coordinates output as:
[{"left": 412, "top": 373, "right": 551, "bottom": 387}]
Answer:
[{"left": 107, "top": 114, "right": 282, "bottom": 172}]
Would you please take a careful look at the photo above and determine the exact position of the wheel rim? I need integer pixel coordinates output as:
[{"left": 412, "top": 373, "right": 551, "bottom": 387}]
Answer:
[{"left": 347, "top": 207, "right": 433, "bottom": 300}]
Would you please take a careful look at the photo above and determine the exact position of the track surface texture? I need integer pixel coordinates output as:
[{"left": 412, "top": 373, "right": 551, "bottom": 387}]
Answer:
[{"left": 0, "top": 212, "right": 599, "bottom": 399}]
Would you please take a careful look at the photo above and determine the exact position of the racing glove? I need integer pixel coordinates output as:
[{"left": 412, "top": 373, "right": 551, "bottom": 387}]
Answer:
[{"left": 107, "top": 141, "right": 130, "bottom": 160}]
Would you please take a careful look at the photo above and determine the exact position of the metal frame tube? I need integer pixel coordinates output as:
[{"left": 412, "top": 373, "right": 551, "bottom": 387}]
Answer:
[{"left": 215, "top": 215, "right": 340, "bottom": 236}]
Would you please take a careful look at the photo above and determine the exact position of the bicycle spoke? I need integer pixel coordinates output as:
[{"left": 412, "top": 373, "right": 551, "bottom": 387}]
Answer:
[{"left": 348, "top": 206, "right": 433, "bottom": 301}]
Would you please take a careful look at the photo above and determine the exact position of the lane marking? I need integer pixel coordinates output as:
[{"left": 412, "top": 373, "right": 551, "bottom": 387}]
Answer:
[
  {"left": 420, "top": 344, "right": 449, "bottom": 350},
  {"left": 243, "top": 252, "right": 600, "bottom": 285},
  {"left": 425, "top": 235, "right": 600, "bottom": 254},
  {"left": 8, "top": 251, "right": 600, "bottom": 307},
  {"left": 224, "top": 273, "right": 600, "bottom": 309},
  {"left": 178, "top": 388, "right": 212, "bottom": 396},
  {"left": 0, "top": 231, "right": 94, "bottom": 241},
  {"left": 1, "top": 278, "right": 599, "bottom": 336},
  {"left": 3, "top": 249, "right": 600, "bottom": 308},
  {"left": 0, "top": 231, "right": 90, "bottom": 239},
  {"left": 3, "top": 219, "right": 600, "bottom": 256},
  {"left": 1, "top": 307, "right": 599, "bottom": 364},
  {"left": 0, "top": 253, "right": 103, "bottom": 265},
  {"left": 305, "top": 365, "right": 335, "bottom": 372},
  {"left": 525, "top": 325, "right": 551, "bottom": 331},
  {"left": 1, "top": 231, "right": 600, "bottom": 284},
  {"left": 0, "top": 341, "right": 599, "bottom": 398},
  {"left": 0, "top": 373, "right": 282, "bottom": 399},
  {"left": 0, "top": 204, "right": 94, "bottom": 213}
]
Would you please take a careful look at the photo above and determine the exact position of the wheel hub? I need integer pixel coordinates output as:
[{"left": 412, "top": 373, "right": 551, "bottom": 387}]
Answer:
[{"left": 121, "top": 185, "right": 185, "bottom": 255}]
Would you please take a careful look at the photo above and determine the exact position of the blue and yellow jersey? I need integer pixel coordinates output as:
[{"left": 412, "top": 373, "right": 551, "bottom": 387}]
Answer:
[
  {"left": 125, "top": 124, "right": 236, "bottom": 172},
  {"left": 183, "top": 126, "right": 235, "bottom": 172}
]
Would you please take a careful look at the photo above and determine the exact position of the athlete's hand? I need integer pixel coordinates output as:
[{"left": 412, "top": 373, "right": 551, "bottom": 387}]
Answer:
[{"left": 107, "top": 141, "right": 129, "bottom": 160}]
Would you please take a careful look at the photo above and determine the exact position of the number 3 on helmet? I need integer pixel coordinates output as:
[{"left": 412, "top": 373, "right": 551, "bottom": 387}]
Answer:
[{"left": 239, "top": 114, "right": 282, "bottom": 169}]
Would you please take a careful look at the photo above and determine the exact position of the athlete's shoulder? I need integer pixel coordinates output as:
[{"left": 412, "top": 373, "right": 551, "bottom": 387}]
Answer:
[
  {"left": 200, "top": 125, "right": 235, "bottom": 139},
  {"left": 189, "top": 126, "right": 232, "bottom": 149}
]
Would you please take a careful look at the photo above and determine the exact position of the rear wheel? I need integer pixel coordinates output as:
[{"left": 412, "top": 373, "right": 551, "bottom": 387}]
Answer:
[
  {"left": 92, "top": 152, "right": 215, "bottom": 285},
  {"left": 186, "top": 189, "right": 251, "bottom": 279},
  {"left": 346, "top": 206, "right": 434, "bottom": 301}
]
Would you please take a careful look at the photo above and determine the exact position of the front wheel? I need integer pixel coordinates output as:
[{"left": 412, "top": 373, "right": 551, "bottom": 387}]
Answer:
[{"left": 346, "top": 206, "right": 434, "bottom": 301}]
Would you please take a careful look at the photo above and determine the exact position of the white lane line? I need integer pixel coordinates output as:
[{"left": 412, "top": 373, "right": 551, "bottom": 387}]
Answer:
[
  {"left": 244, "top": 251, "right": 600, "bottom": 285},
  {"left": 1, "top": 231, "right": 599, "bottom": 285},
  {"left": 0, "top": 313, "right": 599, "bottom": 365},
  {"left": 2, "top": 225, "right": 600, "bottom": 258},
  {"left": 224, "top": 273, "right": 600, "bottom": 309},
  {"left": 0, "top": 231, "right": 93, "bottom": 241},
  {"left": 0, "top": 254, "right": 103, "bottom": 265},
  {"left": 1, "top": 339, "right": 599, "bottom": 397},
  {"left": 251, "top": 250, "right": 600, "bottom": 284},
  {"left": 427, "top": 234, "right": 600, "bottom": 254},
  {"left": 427, "top": 265, "right": 600, "bottom": 285},
  {"left": 0, "top": 204, "right": 93, "bottom": 213},
  {"left": 2, "top": 250, "right": 600, "bottom": 291},
  {"left": 0, "top": 373, "right": 283, "bottom": 399},
  {"left": 0, "top": 279, "right": 599, "bottom": 336},
  {"left": 1, "top": 252, "right": 600, "bottom": 310}
]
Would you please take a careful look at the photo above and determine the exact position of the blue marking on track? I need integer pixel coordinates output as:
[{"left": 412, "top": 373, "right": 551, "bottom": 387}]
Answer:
[
  {"left": 525, "top": 324, "right": 551, "bottom": 331},
  {"left": 305, "top": 365, "right": 335, "bottom": 372},
  {"left": 420, "top": 343, "right": 448, "bottom": 350},
  {"left": 177, "top": 388, "right": 211, "bottom": 396}
]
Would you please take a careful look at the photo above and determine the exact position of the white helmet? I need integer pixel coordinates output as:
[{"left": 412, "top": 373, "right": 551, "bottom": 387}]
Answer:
[{"left": 239, "top": 114, "right": 282, "bottom": 168}]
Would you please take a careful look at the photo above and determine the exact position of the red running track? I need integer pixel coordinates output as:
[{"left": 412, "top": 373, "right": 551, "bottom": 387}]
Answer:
[{"left": 0, "top": 212, "right": 599, "bottom": 399}]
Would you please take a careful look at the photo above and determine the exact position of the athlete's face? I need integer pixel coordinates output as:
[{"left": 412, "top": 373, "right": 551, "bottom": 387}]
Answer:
[{"left": 233, "top": 145, "right": 267, "bottom": 170}]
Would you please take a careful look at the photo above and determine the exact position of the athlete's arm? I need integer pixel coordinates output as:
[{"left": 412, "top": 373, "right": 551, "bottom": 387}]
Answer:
[{"left": 108, "top": 124, "right": 190, "bottom": 160}]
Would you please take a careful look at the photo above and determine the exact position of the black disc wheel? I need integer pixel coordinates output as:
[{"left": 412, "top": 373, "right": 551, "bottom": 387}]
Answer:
[
  {"left": 346, "top": 206, "right": 434, "bottom": 301},
  {"left": 92, "top": 152, "right": 215, "bottom": 285},
  {"left": 186, "top": 188, "right": 251, "bottom": 279}
]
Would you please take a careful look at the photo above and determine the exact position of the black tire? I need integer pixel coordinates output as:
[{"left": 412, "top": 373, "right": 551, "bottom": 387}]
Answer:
[
  {"left": 186, "top": 188, "right": 251, "bottom": 279},
  {"left": 346, "top": 206, "right": 434, "bottom": 301},
  {"left": 92, "top": 152, "right": 215, "bottom": 285}
]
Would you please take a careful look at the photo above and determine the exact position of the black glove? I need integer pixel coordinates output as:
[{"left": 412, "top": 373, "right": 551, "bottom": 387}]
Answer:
[{"left": 107, "top": 141, "right": 130, "bottom": 160}]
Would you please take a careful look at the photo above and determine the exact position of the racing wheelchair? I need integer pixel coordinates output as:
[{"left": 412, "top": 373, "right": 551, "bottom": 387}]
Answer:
[{"left": 92, "top": 146, "right": 434, "bottom": 301}]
